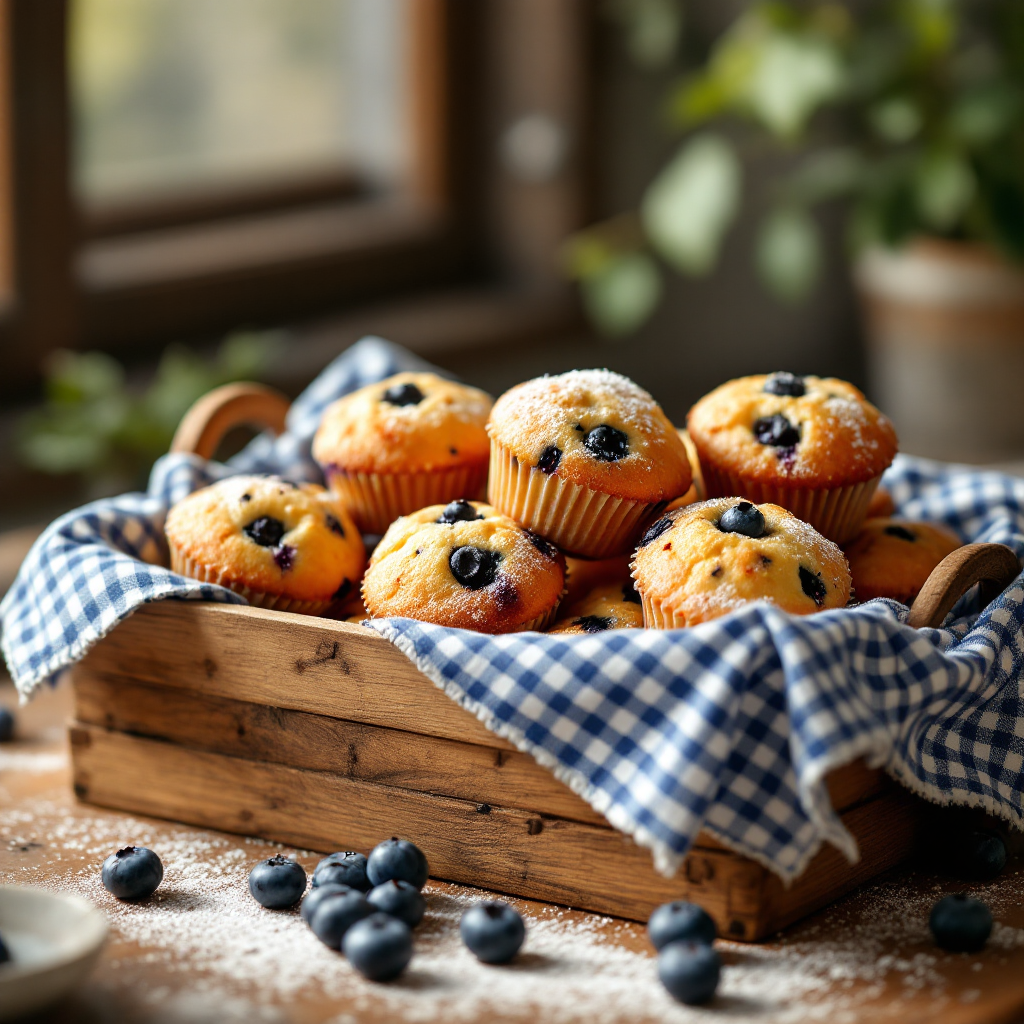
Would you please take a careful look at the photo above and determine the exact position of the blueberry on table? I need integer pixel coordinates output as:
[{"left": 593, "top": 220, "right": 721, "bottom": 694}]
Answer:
[
  {"left": 366, "top": 838, "right": 429, "bottom": 889},
  {"left": 459, "top": 901, "right": 525, "bottom": 963},
  {"left": 313, "top": 851, "right": 370, "bottom": 892},
  {"left": 949, "top": 832, "right": 1007, "bottom": 882},
  {"left": 247, "top": 855, "right": 307, "bottom": 909},
  {"left": 647, "top": 901, "right": 717, "bottom": 951},
  {"left": 310, "top": 890, "right": 374, "bottom": 949},
  {"left": 382, "top": 382, "right": 424, "bottom": 406},
  {"left": 437, "top": 500, "right": 483, "bottom": 524},
  {"left": 0, "top": 706, "right": 13, "bottom": 743},
  {"left": 367, "top": 879, "right": 426, "bottom": 927},
  {"left": 301, "top": 883, "right": 353, "bottom": 925},
  {"left": 763, "top": 372, "right": 806, "bottom": 398},
  {"left": 584, "top": 425, "right": 629, "bottom": 462},
  {"left": 658, "top": 940, "right": 721, "bottom": 1005},
  {"left": 0, "top": 930, "right": 10, "bottom": 964},
  {"left": 101, "top": 846, "right": 164, "bottom": 901},
  {"left": 448, "top": 547, "right": 501, "bottom": 590},
  {"left": 718, "top": 502, "right": 766, "bottom": 539},
  {"left": 930, "top": 894, "right": 993, "bottom": 952},
  {"left": 343, "top": 913, "right": 414, "bottom": 981}
]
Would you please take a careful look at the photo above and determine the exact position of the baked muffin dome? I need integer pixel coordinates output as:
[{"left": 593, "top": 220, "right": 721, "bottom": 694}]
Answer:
[
  {"left": 362, "top": 499, "right": 566, "bottom": 633},
  {"left": 487, "top": 370, "right": 692, "bottom": 558},
  {"left": 166, "top": 475, "right": 366, "bottom": 615},
  {"left": 687, "top": 373, "right": 897, "bottom": 543},
  {"left": 548, "top": 580, "right": 644, "bottom": 634},
  {"left": 632, "top": 497, "right": 851, "bottom": 628},
  {"left": 844, "top": 518, "right": 961, "bottom": 605},
  {"left": 312, "top": 371, "right": 493, "bottom": 533}
]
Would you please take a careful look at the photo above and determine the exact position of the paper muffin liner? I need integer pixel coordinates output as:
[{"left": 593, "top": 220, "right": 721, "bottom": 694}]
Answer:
[
  {"left": 487, "top": 440, "right": 666, "bottom": 559},
  {"left": 169, "top": 546, "right": 331, "bottom": 617},
  {"left": 639, "top": 590, "right": 688, "bottom": 630},
  {"left": 321, "top": 463, "right": 488, "bottom": 535},
  {"left": 697, "top": 462, "right": 882, "bottom": 545}
]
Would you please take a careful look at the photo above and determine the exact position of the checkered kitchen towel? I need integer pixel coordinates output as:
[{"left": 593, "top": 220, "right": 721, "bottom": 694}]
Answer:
[{"left": 4, "top": 337, "right": 1024, "bottom": 881}]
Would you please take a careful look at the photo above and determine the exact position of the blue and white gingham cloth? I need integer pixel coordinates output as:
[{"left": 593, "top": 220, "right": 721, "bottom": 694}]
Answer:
[{"left": 4, "top": 337, "right": 1024, "bottom": 881}]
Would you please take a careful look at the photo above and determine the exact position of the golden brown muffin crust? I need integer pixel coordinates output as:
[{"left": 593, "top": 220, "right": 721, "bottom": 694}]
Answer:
[{"left": 547, "top": 581, "right": 644, "bottom": 634}]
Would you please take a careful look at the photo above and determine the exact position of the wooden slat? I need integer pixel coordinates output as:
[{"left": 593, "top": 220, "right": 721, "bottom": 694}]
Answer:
[
  {"left": 69, "top": 724, "right": 924, "bottom": 938},
  {"left": 79, "top": 601, "right": 514, "bottom": 750}
]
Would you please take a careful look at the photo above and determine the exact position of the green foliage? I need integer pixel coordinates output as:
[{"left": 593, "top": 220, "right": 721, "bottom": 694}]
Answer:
[
  {"left": 569, "top": 0, "right": 1024, "bottom": 332},
  {"left": 18, "top": 331, "right": 283, "bottom": 491}
]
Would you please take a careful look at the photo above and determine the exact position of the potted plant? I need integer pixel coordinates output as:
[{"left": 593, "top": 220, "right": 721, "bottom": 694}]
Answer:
[{"left": 570, "top": 0, "right": 1024, "bottom": 462}]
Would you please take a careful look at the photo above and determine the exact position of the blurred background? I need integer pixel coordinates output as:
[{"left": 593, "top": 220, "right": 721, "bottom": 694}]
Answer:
[{"left": 2, "top": 0, "right": 1024, "bottom": 563}]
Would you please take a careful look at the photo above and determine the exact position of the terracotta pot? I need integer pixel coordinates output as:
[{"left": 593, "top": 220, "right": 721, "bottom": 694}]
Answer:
[{"left": 856, "top": 239, "right": 1024, "bottom": 463}]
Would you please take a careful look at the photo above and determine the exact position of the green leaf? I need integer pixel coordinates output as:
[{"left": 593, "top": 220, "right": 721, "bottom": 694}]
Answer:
[
  {"left": 756, "top": 207, "right": 821, "bottom": 303},
  {"left": 782, "top": 147, "right": 865, "bottom": 205},
  {"left": 641, "top": 134, "right": 741, "bottom": 275},
  {"left": 869, "top": 96, "right": 922, "bottom": 143},
  {"left": 606, "top": 0, "right": 683, "bottom": 70},
  {"left": 45, "top": 349, "right": 125, "bottom": 405},
  {"left": 580, "top": 252, "right": 662, "bottom": 337},
  {"left": 948, "top": 86, "right": 1021, "bottom": 146},
  {"left": 915, "top": 151, "right": 975, "bottom": 231}
]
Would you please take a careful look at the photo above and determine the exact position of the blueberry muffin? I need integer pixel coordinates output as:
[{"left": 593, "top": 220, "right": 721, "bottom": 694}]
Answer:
[
  {"left": 361, "top": 499, "right": 566, "bottom": 632},
  {"left": 687, "top": 372, "right": 898, "bottom": 543},
  {"left": 632, "top": 498, "right": 852, "bottom": 628},
  {"left": 548, "top": 580, "right": 644, "bottom": 634},
  {"left": 844, "top": 518, "right": 961, "bottom": 605},
  {"left": 166, "top": 475, "right": 366, "bottom": 615},
  {"left": 865, "top": 486, "right": 896, "bottom": 520},
  {"left": 312, "top": 372, "right": 493, "bottom": 534},
  {"left": 487, "top": 370, "right": 692, "bottom": 558}
]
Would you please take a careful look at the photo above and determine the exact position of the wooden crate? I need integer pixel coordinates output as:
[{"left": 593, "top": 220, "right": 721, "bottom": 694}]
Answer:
[{"left": 66, "top": 383, "right": 1022, "bottom": 941}]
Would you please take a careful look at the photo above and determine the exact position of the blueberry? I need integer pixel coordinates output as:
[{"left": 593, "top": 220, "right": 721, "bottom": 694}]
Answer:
[
  {"left": 639, "top": 517, "right": 674, "bottom": 548},
  {"left": 948, "top": 832, "right": 1007, "bottom": 882},
  {"left": 524, "top": 530, "right": 559, "bottom": 560},
  {"left": 573, "top": 615, "right": 612, "bottom": 633},
  {"left": 101, "top": 846, "right": 164, "bottom": 901},
  {"left": 763, "top": 372, "right": 806, "bottom": 398},
  {"left": 247, "top": 854, "right": 307, "bottom": 909},
  {"left": 273, "top": 544, "right": 296, "bottom": 571},
  {"left": 310, "top": 889, "right": 375, "bottom": 949},
  {"left": 753, "top": 414, "right": 800, "bottom": 448},
  {"left": 367, "top": 838, "right": 429, "bottom": 890},
  {"left": 884, "top": 524, "right": 917, "bottom": 542},
  {"left": 459, "top": 901, "right": 525, "bottom": 963},
  {"left": 343, "top": 913, "right": 414, "bottom": 981},
  {"left": 437, "top": 500, "right": 483, "bottom": 524},
  {"left": 648, "top": 901, "right": 717, "bottom": 950},
  {"left": 367, "top": 879, "right": 426, "bottom": 927},
  {"left": 658, "top": 940, "right": 721, "bottom": 1005},
  {"left": 333, "top": 578, "right": 353, "bottom": 602},
  {"left": 584, "top": 425, "right": 628, "bottom": 462},
  {"left": 449, "top": 546, "right": 501, "bottom": 590},
  {"left": 301, "top": 883, "right": 353, "bottom": 925},
  {"left": 930, "top": 894, "right": 993, "bottom": 953},
  {"left": 244, "top": 516, "right": 285, "bottom": 547},
  {"left": 537, "top": 445, "right": 562, "bottom": 474},
  {"left": 799, "top": 566, "right": 827, "bottom": 607},
  {"left": 382, "top": 382, "right": 424, "bottom": 406},
  {"left": 313, "top": 851, "right": 370, "bottom": 892},
  {"left": 0, "top": 930, "right": 11, "bottom": 964},
  {"left": 0, "top": 707, "right": 14, "bottom": 743},
  {"left": 325, "top": 513, "right": 346, "bottom": 537},
  {"left": 718, "top": 502, "right": 766, "bottom": 539}
]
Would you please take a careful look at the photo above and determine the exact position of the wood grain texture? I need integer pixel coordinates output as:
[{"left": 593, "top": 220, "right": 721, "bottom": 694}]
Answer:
[{"left": 69, "top": 723, "right": 924, "bottom": 938}]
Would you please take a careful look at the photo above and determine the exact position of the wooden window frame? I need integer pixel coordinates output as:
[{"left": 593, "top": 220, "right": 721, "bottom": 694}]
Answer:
[{"left": 0, "top": 0, "right": 595, "bottom": 399}]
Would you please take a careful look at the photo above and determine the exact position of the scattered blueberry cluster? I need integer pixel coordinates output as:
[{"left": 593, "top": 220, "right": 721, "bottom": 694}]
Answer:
[{"left": 647, "top": 900, "right": 721, "bottom": 1005}]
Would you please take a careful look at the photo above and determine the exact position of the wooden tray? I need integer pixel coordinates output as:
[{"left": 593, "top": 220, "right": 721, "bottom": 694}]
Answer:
[{"left": 67, "top": 383, "right": 1022, "bottom": 941}]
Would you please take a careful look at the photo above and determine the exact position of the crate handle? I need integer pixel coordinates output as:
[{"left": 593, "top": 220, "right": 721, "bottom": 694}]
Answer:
[
  {"left": 170, "top": 382, "right": 292, "bottom": 460},
  {"left": 907, "top": 542, "right": 1021, "bottom": 629}
]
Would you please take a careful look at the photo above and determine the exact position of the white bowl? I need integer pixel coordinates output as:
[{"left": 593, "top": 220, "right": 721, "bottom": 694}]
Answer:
[{"left": 0, "top": 885, "right": 108, "bottom": 1021}]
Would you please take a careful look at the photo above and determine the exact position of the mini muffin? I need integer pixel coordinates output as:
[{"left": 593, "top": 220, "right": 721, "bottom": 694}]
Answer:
[
  {"left": 844, "top": 518, "right": 961, "bottom": 605},
  {"left": 563, "top": 554, "right": 633, "bottom": 605},
  {"left": 687, "top": 372, "right": 898, "bottom": 543},
  {"left": 166, "top": 475, "right": 365, "bottom": 615},
  {"left": 865, "top": 486, "right": 896, "bottom": 520},
  {"left": 548, "top": 580, "right": 644, "bottom": 634},
  {"left": 487, "top": 370, "right": 692, "bottom": 558},
  {"left": 312, "top": 372, "right": 493, "bottom": 533},
  {"left": 632, "top": 498, "right": 851, "bottom": 628},
  {"left": 362, "top": 499, "right": 566, "bottom": 633}
]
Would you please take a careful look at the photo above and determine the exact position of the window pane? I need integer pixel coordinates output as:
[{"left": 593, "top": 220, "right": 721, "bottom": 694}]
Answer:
[{"left": 71, "top": 0, "right": 410, "bottom": 203}]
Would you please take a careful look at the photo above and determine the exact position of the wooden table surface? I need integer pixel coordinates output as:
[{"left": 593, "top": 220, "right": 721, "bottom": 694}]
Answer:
[{"left": 4, "top": 677, "right": 1024, "bottom": 1024}]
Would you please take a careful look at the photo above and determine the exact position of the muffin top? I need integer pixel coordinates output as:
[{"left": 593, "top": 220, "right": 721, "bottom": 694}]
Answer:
[
  {"left": 687, "top": 372, "right": 897, "bottom": 488},
  {"left": 548, "top": 580, "right": 644, "bottom": 634},
  {"left": 312, "top": 372, "right": 493, "bottom": 475},
  {"left": 488, "top": 370, "right": 692, "bottom": 501},
  {"left": 362, "top": 499, "right": 566, "bottom": 632},
  {"left": 844, "top": 517, "right": 961, "bottom": 604},
  {"left": 166, "top": 475, "right": 365, "bottom": 603},
  {"left": 632, "top": 497, "right": 851, "bottom": 626}
]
